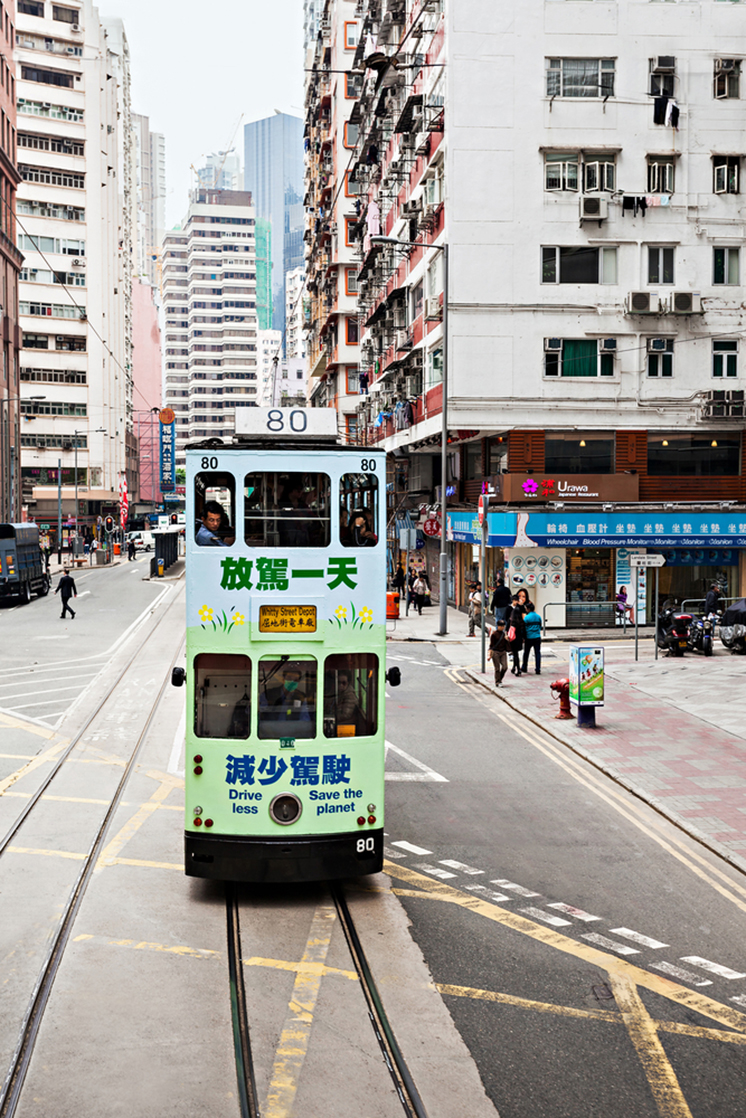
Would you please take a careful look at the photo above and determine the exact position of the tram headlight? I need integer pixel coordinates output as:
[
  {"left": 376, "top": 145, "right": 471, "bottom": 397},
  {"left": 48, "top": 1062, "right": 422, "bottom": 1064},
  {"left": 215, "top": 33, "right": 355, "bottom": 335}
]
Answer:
[
  {"left": 367, "top": 803, "right": 376, "bottom": 813},
  {"left": 269, "top": 793, "right": 303, "bottom": 826},
  {"left": 193, "top": 806, "right": 203, "bottom": 815}
]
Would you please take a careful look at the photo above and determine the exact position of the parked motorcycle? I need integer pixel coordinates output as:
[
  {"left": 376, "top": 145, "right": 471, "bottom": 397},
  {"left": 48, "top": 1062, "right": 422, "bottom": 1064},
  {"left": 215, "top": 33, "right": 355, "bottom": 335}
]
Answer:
[
  {"left": 720, "top": 598, "right": 746, "bottom": 654},
  {"left": 657, "top": 602, "right": 692, "bottom": 657},
  {"left": 687, "top": 614, "right": 714, "bottom": 656}
]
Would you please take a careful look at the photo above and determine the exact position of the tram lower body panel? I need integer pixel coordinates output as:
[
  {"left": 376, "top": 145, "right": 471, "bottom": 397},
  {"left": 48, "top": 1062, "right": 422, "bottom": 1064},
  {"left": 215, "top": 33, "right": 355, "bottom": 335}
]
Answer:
[{"left": 185, "top": 827, "right": 383, "bottom": 883}]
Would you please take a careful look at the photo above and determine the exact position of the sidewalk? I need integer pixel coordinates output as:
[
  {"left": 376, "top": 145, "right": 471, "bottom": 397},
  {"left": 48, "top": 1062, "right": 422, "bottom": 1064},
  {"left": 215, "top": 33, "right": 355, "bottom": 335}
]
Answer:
[{"left": 387, "top": 603, "right": 746, "bottom": 875}]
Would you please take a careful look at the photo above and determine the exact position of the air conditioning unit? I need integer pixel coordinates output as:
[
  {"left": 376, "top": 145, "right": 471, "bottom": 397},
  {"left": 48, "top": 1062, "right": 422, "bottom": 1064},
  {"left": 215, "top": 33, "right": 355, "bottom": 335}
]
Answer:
[
  {"left": 716, "top": 59, "right": 737, "bottom": 73},
  {"left": 670, "top": 291, "right": 703, "bottom": 314},
  {"left": 626, "top": 292, "right": 663, "bottom": 315},
  {"left": 544, "top": 337, "right": 563, "bottom": 351},
  {"left": 579, "top": 194, "right": 609, "bottom": 221},
  {"left": 647, "top": 338, "right": 668, "bottom": 352},
  {"left": 599, "top": 338, "right": 617, "bottom": 351},
  {"left": 425, "top": 296, "right": 442, "bottom": 321},
  {"left": 654, "top": 56, "right": 676, "bottom": 72},
  {"left": 71, "top": 23, "right": 82, "bottom": 32}
]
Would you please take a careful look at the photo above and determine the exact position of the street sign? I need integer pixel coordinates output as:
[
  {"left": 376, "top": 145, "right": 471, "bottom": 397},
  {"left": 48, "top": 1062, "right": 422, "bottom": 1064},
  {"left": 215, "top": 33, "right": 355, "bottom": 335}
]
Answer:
[
  {"left": 630, "top": 554, "right": 666, "bottom": 567},
  {"left": 399, "top": 528, "right": 418, "bottom": 551},
  {"left": 422, "top": 517, "right": 441, "bottom": 538},
  {"left": 478, "top": 494, "right": 489, "bottom": 526}
]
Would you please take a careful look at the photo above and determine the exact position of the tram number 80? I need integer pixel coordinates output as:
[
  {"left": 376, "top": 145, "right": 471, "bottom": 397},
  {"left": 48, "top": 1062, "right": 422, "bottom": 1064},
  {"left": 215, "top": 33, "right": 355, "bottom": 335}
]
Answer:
[
  {"left": 360, "top": 459, "right": 376, "bottom": 471},
  {"left": 266, "top": 409, "right": 308, "bottom": 433},
  {"left": 356, "top": 837, "right": 376, "bottom": 854}
]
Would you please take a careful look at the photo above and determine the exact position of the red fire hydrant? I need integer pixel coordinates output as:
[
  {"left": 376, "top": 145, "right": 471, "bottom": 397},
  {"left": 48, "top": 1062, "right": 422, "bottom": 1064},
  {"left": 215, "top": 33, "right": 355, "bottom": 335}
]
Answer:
[{"left": 550, "top": 678, "right": 573, "bottom": 720}]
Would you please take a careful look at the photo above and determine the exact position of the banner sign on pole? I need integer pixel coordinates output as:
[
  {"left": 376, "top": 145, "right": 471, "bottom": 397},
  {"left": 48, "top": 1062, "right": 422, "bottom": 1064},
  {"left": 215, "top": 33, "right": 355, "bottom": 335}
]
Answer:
[{"left": 159, "top": 408, "right": 176, "bottom": 493}]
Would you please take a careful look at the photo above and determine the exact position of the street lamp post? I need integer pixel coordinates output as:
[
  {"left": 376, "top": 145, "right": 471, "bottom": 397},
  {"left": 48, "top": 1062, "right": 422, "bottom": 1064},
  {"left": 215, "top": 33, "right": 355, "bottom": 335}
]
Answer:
[
  {"left": 72, "top": 426, "right": 106, "bottom": 552},
  {"left": 370, "top": 235, "right": 450, "bottom": 634}
]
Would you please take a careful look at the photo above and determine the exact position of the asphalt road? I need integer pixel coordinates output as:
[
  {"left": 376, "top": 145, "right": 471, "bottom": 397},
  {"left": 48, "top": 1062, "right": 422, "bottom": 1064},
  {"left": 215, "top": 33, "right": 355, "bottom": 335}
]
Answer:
[
  {"left": 0, "top": 557, "right": 170, "bottom": 727},
  {"left": 383, "top": 645, "right": 746, "bottom": 1118}
]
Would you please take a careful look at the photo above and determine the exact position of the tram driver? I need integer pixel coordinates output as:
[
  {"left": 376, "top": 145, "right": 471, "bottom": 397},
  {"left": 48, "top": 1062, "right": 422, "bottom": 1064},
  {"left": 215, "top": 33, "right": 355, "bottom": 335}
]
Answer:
[
  {"left": 196, "top": 500, "right": 235, "bottom": 547},
  {"left": 258, "top": 666, "right": 315, "bottom": 738}
]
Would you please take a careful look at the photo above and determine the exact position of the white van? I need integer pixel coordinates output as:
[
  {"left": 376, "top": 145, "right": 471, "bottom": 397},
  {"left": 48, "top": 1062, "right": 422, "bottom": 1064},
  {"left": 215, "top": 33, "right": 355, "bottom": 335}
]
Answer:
[{"left": 130, "top": 530, "right": 155, "bottom": 552}]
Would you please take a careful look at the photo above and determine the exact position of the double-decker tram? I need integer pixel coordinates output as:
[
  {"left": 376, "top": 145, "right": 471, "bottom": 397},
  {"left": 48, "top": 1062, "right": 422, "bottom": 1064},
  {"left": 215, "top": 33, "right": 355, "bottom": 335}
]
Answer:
[{"left": 174, "top": 408, "right": 397, "bottom": 882}]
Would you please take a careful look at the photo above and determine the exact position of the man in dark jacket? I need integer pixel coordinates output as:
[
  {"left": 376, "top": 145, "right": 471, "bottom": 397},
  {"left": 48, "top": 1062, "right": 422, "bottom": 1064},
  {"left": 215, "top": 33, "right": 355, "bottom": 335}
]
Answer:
[
  {"left": 705, "top": 584, "right": 722, "bottom": 616},
  {"left": 55, "top": 569, "right": 77, "bottom": 619},
  {"left": 488, "top": 619, "right": 509, "bottom": 686},
  {"left": 490, "top": 575, "right": 512, "bottom": 625}
]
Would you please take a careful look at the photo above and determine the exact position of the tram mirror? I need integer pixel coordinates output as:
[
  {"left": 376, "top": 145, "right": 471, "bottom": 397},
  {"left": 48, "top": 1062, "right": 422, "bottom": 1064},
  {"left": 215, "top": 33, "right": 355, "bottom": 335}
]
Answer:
[
  {"left": 258, "top": 656, "right": 317, "bottom": 739},
  {"left": 340, "top": 473, "right": 378, "bottom": 547},
  {"left": 194, "top": 654, "right": 251, "bottom": 739},
  {"left": 244, "top": 472, "right": 331, "bottom": 548},
  {"left": 194, "top": 473, "right": 236, "bottom": 547},
  {"left": 323, "top": 654, "right": 378, "bottom": 738}
]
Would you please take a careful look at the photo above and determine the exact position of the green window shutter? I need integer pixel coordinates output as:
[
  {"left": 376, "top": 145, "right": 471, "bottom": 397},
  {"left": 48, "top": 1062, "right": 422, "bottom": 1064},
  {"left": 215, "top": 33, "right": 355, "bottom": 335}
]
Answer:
[{"left": 562, "top": 339, "right": 597, "bottom": 377}]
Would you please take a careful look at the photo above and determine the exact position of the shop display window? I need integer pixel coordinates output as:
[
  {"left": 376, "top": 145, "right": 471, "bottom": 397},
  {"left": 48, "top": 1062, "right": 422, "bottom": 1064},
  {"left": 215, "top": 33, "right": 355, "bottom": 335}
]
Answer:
[
  {"left": 567, "top": 548, "right": 613, "bottom": 604},
  {"left": 544, "top": 432, "right": 615, "bottom": 473}
]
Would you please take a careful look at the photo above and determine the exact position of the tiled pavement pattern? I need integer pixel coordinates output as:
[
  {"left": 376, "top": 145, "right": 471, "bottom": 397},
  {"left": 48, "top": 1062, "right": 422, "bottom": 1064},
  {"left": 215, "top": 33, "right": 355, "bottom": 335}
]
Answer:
[{"left": 467, "top": 660, "right": 746, "bottom": 873}]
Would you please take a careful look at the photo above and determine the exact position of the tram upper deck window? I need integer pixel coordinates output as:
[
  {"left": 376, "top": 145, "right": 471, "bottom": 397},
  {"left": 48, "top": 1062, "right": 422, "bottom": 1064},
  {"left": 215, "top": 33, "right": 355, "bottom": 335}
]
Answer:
[
  {"left": 258, "top": 657, "right": 317, "bottom": 740},
  {"left": 244, "top": 472, "right": 330, "bottom": 548},
  {"left": 194, "top": 654, "right": 251, "bottom": 739},
  {"left": 340, "top": 473, "right": 378, "bottom": 547},
  {"left": 323, "top": 654, "right": 378, "bottom": 738},
  {"left": 195, "top": 471, "right": 236, "bottom": 547}
]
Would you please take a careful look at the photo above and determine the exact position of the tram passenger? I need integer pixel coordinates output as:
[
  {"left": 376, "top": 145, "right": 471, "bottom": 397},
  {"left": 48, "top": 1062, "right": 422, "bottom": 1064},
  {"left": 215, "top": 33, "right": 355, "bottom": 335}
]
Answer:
[
  {"left": 278, "top": 476, "right": 312, "bottom": 546},
  {"left": 350, "top": 508, "right": 377, "bottom": 547},
  {"left": 324, "top": 668, "right": 361, "bottom": 735},
  {"left": 196, "top": 501, "right": 235, "bottom": 547}
]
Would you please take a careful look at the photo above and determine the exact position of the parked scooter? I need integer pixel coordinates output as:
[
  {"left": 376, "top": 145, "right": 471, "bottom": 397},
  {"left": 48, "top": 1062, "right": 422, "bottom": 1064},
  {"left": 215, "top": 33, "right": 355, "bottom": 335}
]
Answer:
[
  {"left": 657, "top": 601, "right": 692, "bottom": 657},
  {"left": 720, "top": 598, "right": 746, "bottom": 654},
  {"left": 687, "top": 614, "right": 714, "bottom": 656}
]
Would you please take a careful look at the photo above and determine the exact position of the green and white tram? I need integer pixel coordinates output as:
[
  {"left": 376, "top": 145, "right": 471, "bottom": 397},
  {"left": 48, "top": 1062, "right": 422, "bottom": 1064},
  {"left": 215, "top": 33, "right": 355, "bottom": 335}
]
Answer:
[{"left": 174, "top": 408, "right": 397, "bottom": 882}]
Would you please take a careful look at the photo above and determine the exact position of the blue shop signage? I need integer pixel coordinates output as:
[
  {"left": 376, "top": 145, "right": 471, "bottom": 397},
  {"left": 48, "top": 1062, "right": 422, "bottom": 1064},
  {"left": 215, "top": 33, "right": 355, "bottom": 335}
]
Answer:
[{"left": 448, "top": 511, "right": 746, "bottom": 549}]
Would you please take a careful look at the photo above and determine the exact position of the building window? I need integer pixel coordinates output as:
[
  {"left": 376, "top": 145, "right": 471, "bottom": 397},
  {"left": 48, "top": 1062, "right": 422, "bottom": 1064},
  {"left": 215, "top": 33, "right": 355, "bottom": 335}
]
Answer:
[
  {"left": 647, "top": 433, "right": 740, "bottom": 476},
  {"left": 344, "top": 217, "right": 356, "bottom": 247},
  {"left": 647, "top": 158, "right": 675, "bottom": 194},
  {"left": 544, "top": 432, "right": 615, "bottom": 473},
  {"left": 344, "top": 268, "right": 358, "bottom": 296},
  {"left": 714, "top": 59, "right": 740, "bottom": 99},
  {"left": 713, "top": 246, "right": 740, "bottom": 285},
  {"left": 713, "top": 339, "right": 738, "bottom": 378},
  {"left": 20, "top": 66, "right": 75, "bottom": 88},
  {"left": 542, "top": 246, "right": 617, "bottom": 284},
  {"left": 426, "top": 346, "right": 443, "bottom": 389},
  {"left": 544, "top": 152, "right": 578, "bottom": 191},
  {"left": 713, "top": 156, "right": 740, "bottom": 194},
  {"left": 343, "top": 121, "right": 358, "bottom": 149},
  {"left": 647, "top": 338, "right": 674, "bottom": 377},
  {"left": 346, "top": 367, "right": 360, "bottom": 394},
  {"left": 344, "top": 171, "right": 362, "bottom": 196},
  {"left": 546, "top": 58, "right": 615, "bottom": 98},
  {"left": 18, "top": 1, "right": 44, "bottom": 15},
  {"left": 343, "top": 21, "right": 359, "bottom": 49},
  {"left": 411, "top": 281, "right": 424, "bottom": 320},
  {"left": 584, "top": 156, "right": 615, "bottom": 192},
  {"left": 544, "top": 340, "right": 615, "bottom": 378},
  {"left": 22, "top": 332, "right": 49, "bottom": 349},
  {"left": 345, "top": 318, "right": 359, "bottom": 345},
  {"left": 648, "top": 246, "right": 675, "bottom": 284},
  {"left": 345, "top": 72, "right": 362, "bottom": 98},
  {"left": 649, "top": 58, "right": 676, "bottom": 98},
  {"left": 52, "top": 5, "right": 79, "bottom": 22}
]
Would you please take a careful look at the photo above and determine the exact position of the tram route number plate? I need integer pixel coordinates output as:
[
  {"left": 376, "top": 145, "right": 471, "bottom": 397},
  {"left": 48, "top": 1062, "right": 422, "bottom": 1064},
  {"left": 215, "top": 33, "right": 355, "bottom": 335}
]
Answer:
[{"left": 258, "top": 604, "right": 317, "bottom": 633}]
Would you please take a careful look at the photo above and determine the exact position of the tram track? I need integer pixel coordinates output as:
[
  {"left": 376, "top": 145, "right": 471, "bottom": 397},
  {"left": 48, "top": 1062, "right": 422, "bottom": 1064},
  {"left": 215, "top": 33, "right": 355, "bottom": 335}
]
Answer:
[
  {"left": 0, "top": 585, "right": 185, "bottom": 1118},
  {"left": 225, "top": 881, "right": 429, "bottom": 1118}
]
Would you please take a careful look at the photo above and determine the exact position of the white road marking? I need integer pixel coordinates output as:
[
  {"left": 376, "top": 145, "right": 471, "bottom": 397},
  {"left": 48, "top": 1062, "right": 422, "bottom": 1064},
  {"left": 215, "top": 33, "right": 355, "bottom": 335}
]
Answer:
[
  {"left": 0, "top": 683, "right": 96, "bottom": 702},
  {"left": 490, "top": 879, "right": 541, "bottom": 898},
  {"left": 730, "top": 994, "right": 746, "bottom": 1007},
  {"left": 390, "top": 840, "right": 432, "bottom": 855},
  {"left": 548, "top": 903, "right": 601, "bottom": 922},
  {"left": 582, "top": 933, "right": 640, "bottom": 956},
  {"left": 651, "top": 961, "right": 713, "bottom": 987},
  {"left": 32, "top": 636, "right": 71, "bottom": 641},
  {"left": 680, "top": 956, "right": 746, "bottom": 980},
  {"left": 610, "top": 927, "right": 669, "bottom": 950},
  {"left": 384, "top": 740, "right": 448, "bottom": 783},
  {"left": 414, "top": 863, "right": 457, "bottom": 880},
  {"left": 383, "top": 846, "right": 408, "bottom": 860},
  {"left": 10, "top": 697, "right": 82, "bottom": 710},
  {"left": 466, "top": 884, "right": 512, "bottom": 903},
  {"left": 439, "top": 859, "right": 484, "bottom": 875},
  {"left": 167, "top": 706, "right": 186, "bottom": 777},
  {"left": 520, "top": 907, "right": 572, "bottom": 927}
]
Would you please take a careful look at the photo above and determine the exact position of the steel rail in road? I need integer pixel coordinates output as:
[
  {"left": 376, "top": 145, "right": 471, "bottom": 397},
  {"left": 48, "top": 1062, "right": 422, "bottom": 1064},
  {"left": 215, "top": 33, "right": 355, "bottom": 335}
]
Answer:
[
  {"left": 226, "top": 887, "right": 261, "bottom": 1118},
  {"left": 0, "top": 581, "right": 182, "bottom": 859},
  {"left": 0, "top": 615, "right": 185, "bottom": 1118}
]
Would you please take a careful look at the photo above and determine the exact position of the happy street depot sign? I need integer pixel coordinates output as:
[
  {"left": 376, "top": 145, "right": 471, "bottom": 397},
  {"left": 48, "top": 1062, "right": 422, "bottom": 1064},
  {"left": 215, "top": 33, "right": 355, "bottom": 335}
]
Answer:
[{"left": 630, "top": 553, "right": 666, "bottom": 567}]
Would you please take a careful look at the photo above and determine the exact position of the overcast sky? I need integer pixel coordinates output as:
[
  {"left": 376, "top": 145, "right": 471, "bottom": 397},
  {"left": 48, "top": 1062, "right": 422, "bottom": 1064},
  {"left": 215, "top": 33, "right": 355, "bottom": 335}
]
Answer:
[{"left": 94, "top": 0, "right": 305, "bottom": 227}]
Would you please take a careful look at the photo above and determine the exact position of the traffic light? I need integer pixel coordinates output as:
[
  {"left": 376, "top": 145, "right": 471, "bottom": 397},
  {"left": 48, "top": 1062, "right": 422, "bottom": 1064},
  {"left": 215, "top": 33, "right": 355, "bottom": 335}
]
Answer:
[
  {"left": 104, "top": 516, "right": 114, "bottom": 533},
  {"left": 170, "top": 513, "right": 178, "bottom": 525}
]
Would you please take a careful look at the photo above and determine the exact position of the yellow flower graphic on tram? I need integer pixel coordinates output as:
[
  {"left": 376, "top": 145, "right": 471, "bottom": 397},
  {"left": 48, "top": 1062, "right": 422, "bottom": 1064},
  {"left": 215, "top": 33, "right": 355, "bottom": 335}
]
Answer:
[
  {"left": 198, "top": 604, "right": 244, "bottom": 633},
  {"left": 199, "top": 605, "right": 213, "bottom": 622},
  {"left": 358, "top": 607, "right": 373, "bottom": 624},
  {"left": 233, "top": 613, "right": 245, "bottom": 626},
  {"left": 335, "top": 606, "right": 348, "bottom": 620},
  {"left": 331, "top": 603, "right": 375, "bottom": 631}
]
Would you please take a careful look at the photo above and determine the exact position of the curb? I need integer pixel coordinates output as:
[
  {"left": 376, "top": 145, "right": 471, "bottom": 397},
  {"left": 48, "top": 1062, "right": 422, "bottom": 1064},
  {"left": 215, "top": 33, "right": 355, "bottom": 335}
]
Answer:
[{"left": 464, "top": 666, "right": 746, "bottom": 880}]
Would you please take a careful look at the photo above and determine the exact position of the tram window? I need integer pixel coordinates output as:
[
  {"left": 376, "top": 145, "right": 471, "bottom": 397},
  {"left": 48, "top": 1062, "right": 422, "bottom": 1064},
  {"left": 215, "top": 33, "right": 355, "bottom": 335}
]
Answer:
[
  {"left": 258, "top": 657, "right": 317, "bottom": 740},
  {"left": 244, "top": 472, "right": 330, "bottom": 548},
  {"left": 195, "top": 472, "right": 236, "bottom": 547},
  {"left": 194, "top": 654, "right": 251, "bottom": 739},
  {"left": 340, "top": 473, "right": 378, "bottom": 547},
  {"left": 323, "top": 654, "right": 378, "bottom": 739}
]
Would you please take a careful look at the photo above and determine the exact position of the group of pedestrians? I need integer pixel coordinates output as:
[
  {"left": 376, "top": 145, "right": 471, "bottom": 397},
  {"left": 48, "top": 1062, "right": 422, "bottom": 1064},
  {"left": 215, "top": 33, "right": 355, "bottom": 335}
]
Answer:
[
  {"left": 466, "top": 576, "right": 542, "bottom": 688},
  {"left": 392, "top": 563, "right": 431, "bottom": 615}
]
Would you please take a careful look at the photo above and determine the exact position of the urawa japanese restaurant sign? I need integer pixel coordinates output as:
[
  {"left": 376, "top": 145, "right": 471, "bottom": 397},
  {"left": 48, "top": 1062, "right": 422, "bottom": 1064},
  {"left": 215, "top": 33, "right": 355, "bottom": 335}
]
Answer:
[{"left": 503, "top": 474, "right": 639, "bottom": 502}]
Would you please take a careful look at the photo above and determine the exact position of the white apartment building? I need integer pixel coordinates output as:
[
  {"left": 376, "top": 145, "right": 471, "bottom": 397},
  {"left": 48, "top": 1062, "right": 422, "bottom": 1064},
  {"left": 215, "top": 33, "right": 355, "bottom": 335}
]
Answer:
[
  {"left": 256, "top": 327, "right": 282, "bottom": 405},
  {"left": 17, "top": 0, "right": 134, "bottom": 540},
  {"left": 132, "top": 112, "right": 166, "bottom": 285},
  {"left": 285, "top": 264, "right": 306, "bottom": 360},
  {"left": 163, "top": 188, "right": 258, "bottom": 464}
]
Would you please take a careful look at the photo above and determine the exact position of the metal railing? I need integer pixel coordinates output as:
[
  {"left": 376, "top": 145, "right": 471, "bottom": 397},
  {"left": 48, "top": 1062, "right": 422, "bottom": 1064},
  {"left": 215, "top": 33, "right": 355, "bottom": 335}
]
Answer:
[
  {"left": 541, "top": 600, "right": 629, "bottom": 633},
  {"left": 680, "top": 597, "right": 739, "bottom": 617}
]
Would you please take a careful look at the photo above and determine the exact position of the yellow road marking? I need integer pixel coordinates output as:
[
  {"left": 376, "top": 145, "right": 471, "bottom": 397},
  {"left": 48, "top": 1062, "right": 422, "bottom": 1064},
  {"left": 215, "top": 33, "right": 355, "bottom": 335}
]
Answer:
[
  {"left": 0, "top": 713, "right": 56, "bottom": 738},
  {"left": 610, "top": 973, "right": 693, "bottom": 1118},
  {"left": 107, "top": 856, "right": 182, "bottom": 870},
  {"left": 96, "top": 775, "right": 181, "bottom": 869},
  {"left": 0, "top": 740, "right": 67, "bottom": 795},
  {"left": 8, "top": 845, "right": 85, "bottom": 861},
  {"left": 3, "top": 790, "right": 184, "bottom": 810},
  {"left": 263, "top": 902, "right": 337, "bottom": 1118},
  {"left": 246, "top": 955, "right": 357, "bottom": 981}
]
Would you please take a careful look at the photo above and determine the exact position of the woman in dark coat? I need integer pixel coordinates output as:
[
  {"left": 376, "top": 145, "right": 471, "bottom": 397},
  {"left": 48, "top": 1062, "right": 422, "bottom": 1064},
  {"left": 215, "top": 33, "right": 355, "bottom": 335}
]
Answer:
[{"left": 508, "top": 594, "right": 526, "bottom": 675}]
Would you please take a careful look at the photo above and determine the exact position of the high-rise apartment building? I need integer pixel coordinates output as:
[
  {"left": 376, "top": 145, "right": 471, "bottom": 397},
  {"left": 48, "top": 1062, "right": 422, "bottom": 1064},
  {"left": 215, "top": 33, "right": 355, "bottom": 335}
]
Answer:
[
  {"left": 132, "top": 112, "right": 165, "bottom": 286},
  {"left": 285, "top": 265, "right": 305, "bottom": 361},
  {"left": 197, "top": 150, "right": 242, "bottom": 193},
  {"left": 244, "top": 113, "right": 303, "bottom": 341},
  {"left": 0, "top": 2, "right": 22, "bottom": 523},
  {"left": 256, "top": 327, "right": 282, "bottom": 406},
  {"left": 339, "top": 0, "right": 746, "bottom": 618},
  {"left": 163, "top": 188, "right": 258, "bottom": 465},
  {"left": 16, "top": 1, "right": 134, "bottom": 545}
]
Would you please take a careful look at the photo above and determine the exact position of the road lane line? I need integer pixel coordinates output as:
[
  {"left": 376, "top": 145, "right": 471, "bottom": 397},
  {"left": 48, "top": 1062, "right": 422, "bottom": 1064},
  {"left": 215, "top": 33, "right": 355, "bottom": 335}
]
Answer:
[
  {"left": 519, "top": 907, "right": 572, "bottom": 927},
  {"left": 466, "top": 884, "right": 512, "bottom": 902},
  {"left": 611, "top": 928, "right": 669, "bottom": 949},
  {"left": 490, "top": 879, "right": 541, "bottom": 897},
  {"left": 383, "top": 845, "right": 408, "bottom": 859},
  {"left": 547, "top": 903, "right": 602, "bottom": 922},
  {"left": 679, "top": 957, "right": 746, "bottom": 980},
  {"left": 384, "top": 739, "right": 448, "bottom": 782},
  {"left": 96, "top": 776, "right": 181, "bottom": 869},
  {"left": 439, "top": 859, "right": 484, "bottom": 875},
  {"left": 0, "top": 712, "right": 56, "bottom": 738},
  {"left": 389, "top": 840, "right": 432, "bottom": 855},
  {"left": 414, "top": 862, "right": 457, "bottom": 879},
  {"left": 167, "top": 705, "right": 186, "bottom": 776},
  {"left": 651, "top": 962, "right": 713, "bottom": 987},
  {"left": 582, "top": 932, "right": 640, "bottom": 956}
]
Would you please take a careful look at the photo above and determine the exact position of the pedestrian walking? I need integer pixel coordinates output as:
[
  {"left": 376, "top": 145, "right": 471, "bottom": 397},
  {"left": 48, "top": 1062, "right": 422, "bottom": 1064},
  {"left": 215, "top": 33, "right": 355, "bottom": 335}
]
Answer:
[
  {"left": 468, "top": 581, "right": 483, "bottom": 636},
  {"left": 127, "top": 538, "right": 137, "bottom": 561},
  {"left": 55, "top": 569, "right": 77, "bottom": 619},
  {"left": 521, "top": 605, "right": 543, "bottom": 674},
  {"left": 507, "top": 594, "right": 525, "bottom": 674},
  {"left": 412, "top": 573, "right": 427, "bottom": 615},
  {"left": 488, "top": 619, "right": 509, "bottom": 686},
  {"left": 407, "top": 566, "right": 417, "bottom": 610},
  {"left": 392, "top": 563, "right": 405, "bottom": 594},
  {"left": 490, "top": 575, "right": 512, "bottom": 626}
]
